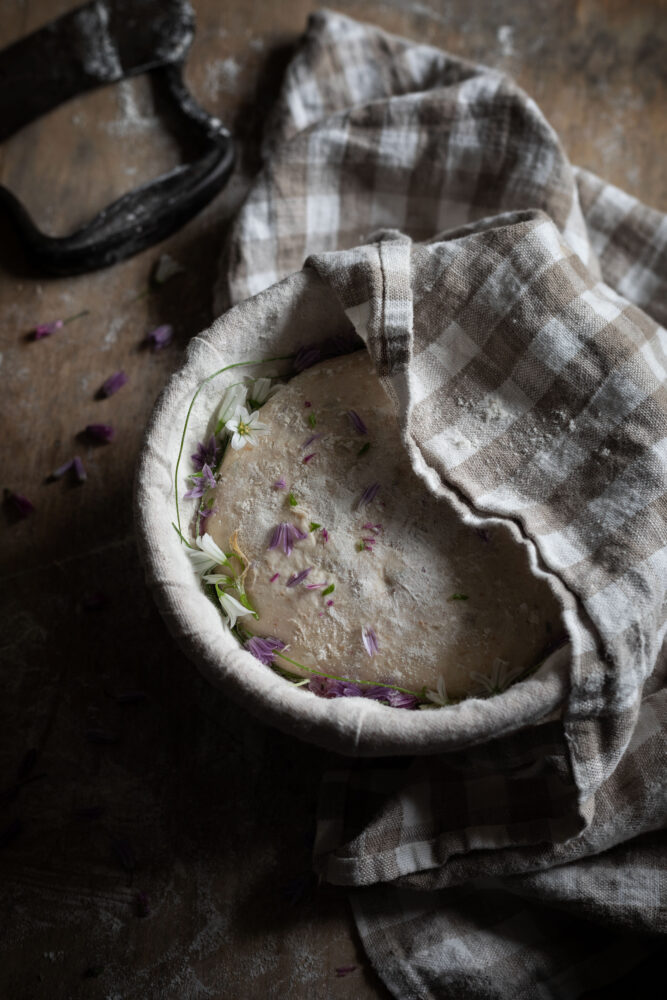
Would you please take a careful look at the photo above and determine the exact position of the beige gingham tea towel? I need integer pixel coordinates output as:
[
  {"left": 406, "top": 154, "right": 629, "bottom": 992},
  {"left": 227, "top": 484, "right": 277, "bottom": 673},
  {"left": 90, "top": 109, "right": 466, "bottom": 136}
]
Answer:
[{"left": 220, "top": 10, "right": 667, "bottom": 997}]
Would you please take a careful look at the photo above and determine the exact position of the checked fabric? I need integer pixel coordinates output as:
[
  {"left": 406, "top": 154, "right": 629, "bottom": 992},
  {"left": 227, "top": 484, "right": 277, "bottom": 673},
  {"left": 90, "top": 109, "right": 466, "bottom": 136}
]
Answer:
[{"left": 219, "top": 11, "right": 667, "bottom": 999}]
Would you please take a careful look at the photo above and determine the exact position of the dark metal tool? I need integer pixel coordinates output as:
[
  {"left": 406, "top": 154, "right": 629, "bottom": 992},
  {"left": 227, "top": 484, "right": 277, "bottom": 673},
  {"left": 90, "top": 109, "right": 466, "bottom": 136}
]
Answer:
[{"left": 0, "top": 0, "right": 235, "bottom": 275}]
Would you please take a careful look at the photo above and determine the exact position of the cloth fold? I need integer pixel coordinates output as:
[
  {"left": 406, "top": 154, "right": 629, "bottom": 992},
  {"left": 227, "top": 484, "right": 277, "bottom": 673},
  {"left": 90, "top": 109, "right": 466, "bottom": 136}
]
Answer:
[{"left": 220, "top": 10, "right": 666, "bottom": 997}]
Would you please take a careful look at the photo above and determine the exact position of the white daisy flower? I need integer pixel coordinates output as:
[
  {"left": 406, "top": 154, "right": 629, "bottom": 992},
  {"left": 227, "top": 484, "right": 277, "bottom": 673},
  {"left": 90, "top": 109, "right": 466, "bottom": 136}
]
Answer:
[
  {"left": 470, "top": 658, "right": 522, "bottom": 696},
  {"left": 187, "top": 534, "right": 227, "bottom": 576},
  {"left": 216, "top": 589, "right": 254, "bottom": 629},
  {"left": 225, "top": 407, "right": 269, "bottom": 450},
  {"left": 216, "top": 384, "right": 247, "bottom": 428}
]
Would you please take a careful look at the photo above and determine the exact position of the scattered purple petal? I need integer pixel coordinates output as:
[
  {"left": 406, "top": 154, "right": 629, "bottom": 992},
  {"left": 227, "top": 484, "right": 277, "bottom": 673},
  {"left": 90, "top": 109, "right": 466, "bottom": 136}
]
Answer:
[
  {"left": 145, "top": 324, "right": 173, "bottom": 351},
  {"left": 336, "top": 966, "right": 358, "bottom": 978},
  {"left": 305, "top": 582, "right": 328, "bottom": 590},
  {"left": 136, "top": 891, "right": 150, "bottom": 917},
  {"left": 326, "top": 599, "right": 334, "bottom": 606},
  {"left": 347, "top": 410, "right": 368, "bottom": 435},
  {"left": 321, "top": 528, "right": 329, "bottom": 543},
  {"left": 85, "top": 423, "right": 115, "bottom": 443},
  {"left": 268, "top": 522, "right": 307, "bottom": 556},
  {"left": 357, "top": 482, "right": 380, "bottom": 508},
  {"left": 303, "top": 433, "right": 323, "bottom": 448},
  {"left": 72, "top": 456, "right": 87, "bottom": 483},
  {"left": 303, "top": 452, "right": 317, "bottom": 464},
  {"left": 33, "top": 319, "right": 63, "bottom": 339},
  {"left": 51, "top": 460, "right": 74, "bottom": 479},
  {"left": 286, "top": 568, "right": 312, "bottom": 588},
  {"left": 363, "top": 522, "right": 383, "bottom": 534},
  {"left": 244, "top": 635, "right": 286, "bottom": 666},
  {"left": 4, "top": 490, "right": 35, "bottom": 517},
  {"left": 191, "top": 435, "right": 218, "bottom": 471},
  {"left": 269, "top": 572, "right": 280, "bottom": 583},
  {"left": 273, "top": 477, "right": 287, "bottom": 490},
  {"left": 294, "top": 345, "right": 321, "bottom": 371},
  {"left": 101, "top": 370, "right": 128, "bottom": 397},
  {"left": 304, "top": 400, "right": 312, "bottom": 408},
  {"left": 362, "top": 626, "right": 379, "bottom": 657}
]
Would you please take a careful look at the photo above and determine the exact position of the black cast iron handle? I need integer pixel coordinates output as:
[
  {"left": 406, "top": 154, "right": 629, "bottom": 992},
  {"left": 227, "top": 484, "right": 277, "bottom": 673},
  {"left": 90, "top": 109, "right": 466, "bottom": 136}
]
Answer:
[{"left": 0, "top": 0, "right": 235, "bottom": 276}]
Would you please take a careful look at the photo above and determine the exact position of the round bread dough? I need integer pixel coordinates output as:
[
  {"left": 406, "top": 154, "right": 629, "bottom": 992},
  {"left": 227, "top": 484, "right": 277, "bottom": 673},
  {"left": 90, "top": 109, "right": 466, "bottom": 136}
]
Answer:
[{"left": 207, "top": 353, "right": 563, "bottom": 698}]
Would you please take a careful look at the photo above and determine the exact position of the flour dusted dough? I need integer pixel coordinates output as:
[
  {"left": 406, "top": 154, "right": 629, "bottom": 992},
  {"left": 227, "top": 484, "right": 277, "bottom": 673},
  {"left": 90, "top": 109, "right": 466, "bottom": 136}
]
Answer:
[{"left": 208, "top": 353, "right": 563, "bottom": 698}]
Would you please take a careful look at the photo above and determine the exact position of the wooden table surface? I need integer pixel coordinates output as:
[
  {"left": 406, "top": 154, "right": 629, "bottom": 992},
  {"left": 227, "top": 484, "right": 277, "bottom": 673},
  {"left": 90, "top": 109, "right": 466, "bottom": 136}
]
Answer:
[{"left": 1, "top": 1, "right": 664, "bottom": 998}]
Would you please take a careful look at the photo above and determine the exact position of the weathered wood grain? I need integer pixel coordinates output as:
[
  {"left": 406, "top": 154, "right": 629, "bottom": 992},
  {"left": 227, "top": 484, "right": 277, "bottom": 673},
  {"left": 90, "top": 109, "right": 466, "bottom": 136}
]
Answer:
[{"left": 0, "top": 1, "right": 664, "bottom": 997}]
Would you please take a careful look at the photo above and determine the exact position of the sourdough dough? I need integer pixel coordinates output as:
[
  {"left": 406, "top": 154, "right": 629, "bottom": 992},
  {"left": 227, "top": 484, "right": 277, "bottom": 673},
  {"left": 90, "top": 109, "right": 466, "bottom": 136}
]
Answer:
[{"left": 207, "top": 353, "right": 563, "bottom": 698}]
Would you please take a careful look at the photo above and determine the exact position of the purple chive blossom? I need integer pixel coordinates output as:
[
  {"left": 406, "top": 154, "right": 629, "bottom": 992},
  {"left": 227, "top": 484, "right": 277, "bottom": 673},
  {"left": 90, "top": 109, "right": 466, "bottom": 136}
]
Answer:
[
  {"left": 4, "top": 489, "right": 34, "bottom": 517},
  {"left": 303, "top": 452, "right": 317, "bottom": 464},
  {"left": 362, "top": 626, "right": 379, "bottom": 657},
  {"left": 286, "top": 568, "right": 312, "bottom": 587},
  {"left": 85, "top": 423, "right": 115, "bottom": 443},
  {"left": 191, "top": 435, "right": 218, "bottom": 471},
  {"left": 269, "top": 572, "right": 280, "bottom": 583},
  {"left": 308, "top": 677, "right": 363, "bottom": 699},
  {"left": 273, "top": 477, "right": 287, "bottom": 490},
  {"left": 244, "top": 635, "right": 286, "bottom": 666},
  {"left": 303, "top": 433, "right": 323, "bottom": 448},
  {"left": 305, "top": 581, "right": 328, "bottom": 590},
  {"left": 268, "top": 521, "right": 307, "bottom": 556},
  {"left": 101, "top": 370, "right": 128, "bottom": 397},
  {"left": 347, "top": 410, "right": 368, "bottom": 435},
  {"left": 72, "top": 456, "right": 87, "bottom": 483},
  {"left": 294, "top": 345, "right": 321, "bottom": 371},
  {"left": 184, "top": 463, "right": 216, "bottom": 499},
  {"left": 321, "top": 528, "right": 329, "bottom": 543},
  {"left": 357, "top": 482, "right": 380, "bottom": 508},
  {"left": 198, "top": 504, "right": 218, "bottom": 522},
  {"left": 145, "top": 324, "right": 173, "bottom": 351},
  {"left": 33, "top": 319, "right": 63, "bottom": 339},
  {"left": 363, "top": 686, "right": 418, "bottom": 709}
]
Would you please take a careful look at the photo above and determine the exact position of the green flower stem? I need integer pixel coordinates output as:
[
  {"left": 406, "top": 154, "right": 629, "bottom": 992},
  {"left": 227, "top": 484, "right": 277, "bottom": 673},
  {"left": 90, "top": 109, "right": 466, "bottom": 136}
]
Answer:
[
  {"left": 275, "top": 651, "right": 421, "bottom": 698},
  {"left": 174, "top": 355, "right": 293, "bottom": 541},
  {"left": 63, "top": 309, "right": 90, "bottom": 325}
]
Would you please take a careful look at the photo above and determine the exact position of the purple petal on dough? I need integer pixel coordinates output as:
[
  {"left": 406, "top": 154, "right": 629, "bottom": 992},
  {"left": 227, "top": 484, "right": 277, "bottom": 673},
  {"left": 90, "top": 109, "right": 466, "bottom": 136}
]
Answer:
[
  {"left": 347, "top": 410, "right": 368, "bottom": 435},
  {"left": 302, "top": 452, "right": 317, "bottom": 464},
  {"left": 357, "top": 482, "right": 380, "bottom": 508},
  {"left": 286, "top": 568, "right": 312, "bottom": 588},
  {"left": 273, "top": 477, "right": 287, "bottom": 490},
  {"left": 361, "top": 626, "right": 379, "bottom": 657}
]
